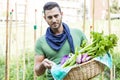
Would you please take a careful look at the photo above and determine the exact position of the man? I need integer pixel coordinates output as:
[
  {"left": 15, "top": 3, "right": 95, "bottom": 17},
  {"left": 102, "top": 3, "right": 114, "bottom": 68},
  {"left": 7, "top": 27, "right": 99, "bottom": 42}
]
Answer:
[{"left": 34, "top": 1, "right": 86, "bottom": 80}]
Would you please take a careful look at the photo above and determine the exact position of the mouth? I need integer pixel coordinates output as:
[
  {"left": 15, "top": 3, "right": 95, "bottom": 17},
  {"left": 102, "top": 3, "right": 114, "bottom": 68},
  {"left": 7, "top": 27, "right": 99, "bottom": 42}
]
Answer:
[{"left": 52, "top": 23, "right": 58, "bottom": 27}]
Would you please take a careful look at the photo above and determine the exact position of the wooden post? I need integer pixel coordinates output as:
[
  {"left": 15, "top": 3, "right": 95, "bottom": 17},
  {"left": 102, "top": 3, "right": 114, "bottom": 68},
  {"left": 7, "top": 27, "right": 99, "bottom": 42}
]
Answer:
[
  {"left": 83, "top": 0, "right": 86, "bottom": 33},
  {"left": 107, "top": 0, "right": 113, "bottom": 80},
  {"left": 113, "top": 65, "right": 116, "bottom": 80},
  {"left": 92, "top": 0, "right": 95, "bottom": 31},
  {"left": 5, "top": 0, "right": 9, "bottom": 80},
  {"left": 108, "top": 0, "right": 111, "bottom": 34},
  {"left": 8, "top": 10, "right": 13, "bottom": 79},
  {"left": 34, "top": 9, "right": 37, "bottom": 80},
  {"left": 34, "top": 9, "right": 37, "bottom": 43}
]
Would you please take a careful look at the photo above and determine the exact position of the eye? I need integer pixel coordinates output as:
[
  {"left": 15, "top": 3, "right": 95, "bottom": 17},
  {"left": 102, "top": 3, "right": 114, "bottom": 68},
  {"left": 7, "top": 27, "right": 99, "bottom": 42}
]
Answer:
[
  {"left": 47, "top": 16, "right": 52, "bottom": 19},
  {"left": 54, "top": 14, "right": 59, "bottom": 18}
]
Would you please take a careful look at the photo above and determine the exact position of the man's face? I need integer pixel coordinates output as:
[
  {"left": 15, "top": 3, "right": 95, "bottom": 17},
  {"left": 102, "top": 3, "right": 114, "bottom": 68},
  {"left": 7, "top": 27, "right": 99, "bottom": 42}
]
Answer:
[{"left": 44, "top": 7, "right": 63, "bottom": 29}]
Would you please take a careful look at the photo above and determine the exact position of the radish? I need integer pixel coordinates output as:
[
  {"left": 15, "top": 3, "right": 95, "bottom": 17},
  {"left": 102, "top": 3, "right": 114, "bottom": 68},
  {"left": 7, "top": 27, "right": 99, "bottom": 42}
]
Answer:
[
  {"left": 60, "top": 55, "right": 69, "bottom": 65},
  {"left": 76, "top": 54, "right": 82, "bottom": 64},
  {"left": 84, "top": 56, "right": 91, "bottom": 62},
  {"left": 81, "top": 53, "right": 88, "bottom": 63}
]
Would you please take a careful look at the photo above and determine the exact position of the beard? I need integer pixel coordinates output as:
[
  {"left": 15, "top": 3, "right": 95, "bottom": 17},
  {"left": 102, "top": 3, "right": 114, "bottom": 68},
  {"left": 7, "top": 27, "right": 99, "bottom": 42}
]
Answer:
[{"left": 52, "top": 20, "right": 62, "bottom": 29}]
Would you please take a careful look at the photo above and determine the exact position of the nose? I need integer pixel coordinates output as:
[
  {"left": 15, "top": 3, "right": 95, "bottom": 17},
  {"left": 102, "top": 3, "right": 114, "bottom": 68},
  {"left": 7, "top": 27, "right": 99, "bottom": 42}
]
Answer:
[{"left": 52, "top": 17, "right": 57, "bottom": 22}]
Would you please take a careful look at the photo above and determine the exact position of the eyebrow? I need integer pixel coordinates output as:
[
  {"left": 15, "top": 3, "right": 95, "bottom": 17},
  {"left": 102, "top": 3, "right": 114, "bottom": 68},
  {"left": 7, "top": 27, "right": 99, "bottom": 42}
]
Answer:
[
  {"left": 47, "top": 14, "right": 59, "bottom": 19},
  {"left": 54, "top": 14, "right": 59, "bottom": 17}
]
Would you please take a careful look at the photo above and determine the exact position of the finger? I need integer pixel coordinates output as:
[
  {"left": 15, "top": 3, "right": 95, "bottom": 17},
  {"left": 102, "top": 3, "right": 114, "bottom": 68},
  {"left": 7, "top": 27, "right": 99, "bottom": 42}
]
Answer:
[
  {"left": 44, "top": 59, "right": 54, "bottom": 65},
  {"left": 44, "top": 62, "right": 52, "bottom": 69}
]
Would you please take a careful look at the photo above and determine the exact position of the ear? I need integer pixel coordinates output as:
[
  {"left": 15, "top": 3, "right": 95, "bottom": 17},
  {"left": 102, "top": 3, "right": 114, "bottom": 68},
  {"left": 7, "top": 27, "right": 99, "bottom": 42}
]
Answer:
[
  {"left": 43, "top": 15, "right": 46, "bottom": 20},
  {"left": 61, "top": 12, "right": 63, "bottom": 16}
]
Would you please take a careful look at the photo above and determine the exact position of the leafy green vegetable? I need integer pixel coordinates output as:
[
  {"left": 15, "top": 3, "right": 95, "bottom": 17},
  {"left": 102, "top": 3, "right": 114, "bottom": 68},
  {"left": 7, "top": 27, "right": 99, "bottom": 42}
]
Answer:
[
  {"left": 78, "top": 31, "right": 118, "bottom": 57},
  {"left": 61, "top": 31, "right": 118, "bottom": 68}
]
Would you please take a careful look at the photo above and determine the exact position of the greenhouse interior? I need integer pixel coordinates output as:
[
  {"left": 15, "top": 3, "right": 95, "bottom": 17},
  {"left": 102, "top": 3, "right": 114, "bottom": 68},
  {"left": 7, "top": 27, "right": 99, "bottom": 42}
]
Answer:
[{"left": 0, "top": 0, "right": 120, "bottom": 80}]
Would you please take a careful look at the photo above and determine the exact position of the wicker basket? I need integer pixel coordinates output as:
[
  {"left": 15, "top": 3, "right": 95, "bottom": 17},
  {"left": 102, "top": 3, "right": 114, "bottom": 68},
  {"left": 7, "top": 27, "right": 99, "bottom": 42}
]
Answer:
[{"left": 64, "top": 59, "right": 105, "bottom": 80}]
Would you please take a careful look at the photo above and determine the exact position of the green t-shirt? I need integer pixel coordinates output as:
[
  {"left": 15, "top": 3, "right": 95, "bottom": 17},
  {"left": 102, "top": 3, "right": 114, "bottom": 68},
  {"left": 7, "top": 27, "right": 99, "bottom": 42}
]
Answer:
[{"left": 35, "top": 28, "right": 86, "bottom": 80}]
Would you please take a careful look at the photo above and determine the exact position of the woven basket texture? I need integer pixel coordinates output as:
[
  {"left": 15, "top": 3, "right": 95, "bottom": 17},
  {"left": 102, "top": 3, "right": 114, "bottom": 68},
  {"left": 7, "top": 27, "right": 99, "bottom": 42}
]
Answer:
[{"left": 64, "top": 59, "right": 104, "bottom": 80}]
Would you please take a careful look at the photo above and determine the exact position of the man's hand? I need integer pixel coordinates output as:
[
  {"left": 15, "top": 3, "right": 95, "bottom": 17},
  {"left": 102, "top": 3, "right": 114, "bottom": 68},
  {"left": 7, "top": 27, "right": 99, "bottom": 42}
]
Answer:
[
  {"left": 41, "top": 59, "right": 55, "bottom": 69},
  {"left": 34, "top": 55, "right": 55, "bottom": 76}
]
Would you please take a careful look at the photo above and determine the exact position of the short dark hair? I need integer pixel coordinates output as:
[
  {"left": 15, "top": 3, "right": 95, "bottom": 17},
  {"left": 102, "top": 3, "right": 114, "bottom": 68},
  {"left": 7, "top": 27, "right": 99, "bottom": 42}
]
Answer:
[{"left": 43, "top": 2, "right": 61, "bottom": 14}]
